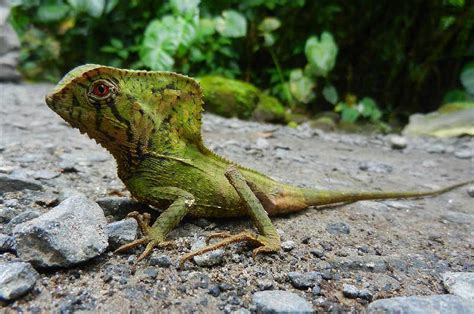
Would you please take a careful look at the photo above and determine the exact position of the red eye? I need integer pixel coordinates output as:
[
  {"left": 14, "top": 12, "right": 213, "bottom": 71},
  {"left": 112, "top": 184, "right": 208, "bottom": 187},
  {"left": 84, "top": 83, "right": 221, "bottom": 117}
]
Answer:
[{"left": 92, "top": 83, "right": 110, "bottom": 97}]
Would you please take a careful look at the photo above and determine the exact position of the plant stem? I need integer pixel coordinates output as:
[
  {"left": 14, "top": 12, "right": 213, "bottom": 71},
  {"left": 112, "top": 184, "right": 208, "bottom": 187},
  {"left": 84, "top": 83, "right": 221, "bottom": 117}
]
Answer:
[{"left": 269, "top": 48, "right": 292, "bottom": 104}]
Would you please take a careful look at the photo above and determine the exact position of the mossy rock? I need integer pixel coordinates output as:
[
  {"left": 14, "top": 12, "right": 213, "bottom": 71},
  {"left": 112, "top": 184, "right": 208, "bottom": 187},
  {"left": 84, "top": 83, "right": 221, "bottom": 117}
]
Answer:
[{"left": 198, "top": 76, "right": 286, "bottom": 122}]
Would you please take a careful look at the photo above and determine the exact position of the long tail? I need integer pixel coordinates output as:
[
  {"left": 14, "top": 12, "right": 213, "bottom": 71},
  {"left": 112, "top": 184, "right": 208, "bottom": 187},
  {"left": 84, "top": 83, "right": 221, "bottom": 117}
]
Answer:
[{"left": 300, "top": 180, "right": 473, "bottom": 206}]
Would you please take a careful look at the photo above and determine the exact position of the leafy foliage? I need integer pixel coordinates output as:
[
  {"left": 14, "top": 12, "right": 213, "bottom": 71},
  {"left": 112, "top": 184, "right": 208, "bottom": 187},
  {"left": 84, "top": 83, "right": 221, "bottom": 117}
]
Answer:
[{"left": 8, "top": 0, "right": 474, "bottom": 126}]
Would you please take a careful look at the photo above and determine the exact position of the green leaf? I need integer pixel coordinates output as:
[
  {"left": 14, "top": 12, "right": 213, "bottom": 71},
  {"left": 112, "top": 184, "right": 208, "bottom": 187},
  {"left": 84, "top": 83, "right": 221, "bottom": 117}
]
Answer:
[
  {"left": 215, "top": 10, "right": 247, "bottom": 38},
  {"left": 67, "top": 0, "right": 118, "bottom": 17},
  {"left": 170, "top": 0, "right": 200, "bottom": 20},
  {"left": 460, "top": 62, "right": 474, "bottom": 94},
  {"left": 304, "top": 31, "right": 338, "bottom": 77},
  {"left": 446, "top": 0, "right": 464, "bottom": 7},
  {"left": 341, "top": 107, "right": 359, "bottom": 123},
  {"left": 263, "top": 33, "right": 275, "bottom": 47},
  {"left": 322, "top": 84, "right": 338, "bottom": 104},
  {"left": 140, "top": 16, "right": 197, "bottom": 70},
  {"left": 37, "top": 4, "right": 69, "bottom": 22},
  {"left": 258, "top": 17, "right": 281, "bottom": 33},
  {"left": 197, "top": 18, "right": 215, "bottom": 38},
  {"left": 289, "top": 69, "right": 316, "bottom": 103}
]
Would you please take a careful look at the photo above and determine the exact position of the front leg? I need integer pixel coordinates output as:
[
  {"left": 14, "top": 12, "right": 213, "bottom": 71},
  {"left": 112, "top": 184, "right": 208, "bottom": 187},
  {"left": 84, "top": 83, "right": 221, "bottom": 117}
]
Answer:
[
  {"left": 115, "top": 187, "right": 195, "bottom": 262},
  {"left": 179, "top": 166, "right": 281, "bottom": 267}
]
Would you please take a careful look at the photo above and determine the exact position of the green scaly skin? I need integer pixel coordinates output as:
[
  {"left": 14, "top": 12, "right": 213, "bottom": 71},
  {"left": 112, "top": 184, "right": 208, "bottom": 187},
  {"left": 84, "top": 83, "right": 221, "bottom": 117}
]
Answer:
[{"left": 45, "top": 64, "right": 473, "bottom": 267}]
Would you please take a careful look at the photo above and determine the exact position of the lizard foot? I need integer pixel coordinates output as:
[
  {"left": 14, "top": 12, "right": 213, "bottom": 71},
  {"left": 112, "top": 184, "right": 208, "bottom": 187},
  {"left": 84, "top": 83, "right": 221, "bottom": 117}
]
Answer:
[
  {"left": 179, "top": 230, "right": 280, "bottom": 268},
  {"left": 114, "top": 211, "right": 173, "bottom": 263}
]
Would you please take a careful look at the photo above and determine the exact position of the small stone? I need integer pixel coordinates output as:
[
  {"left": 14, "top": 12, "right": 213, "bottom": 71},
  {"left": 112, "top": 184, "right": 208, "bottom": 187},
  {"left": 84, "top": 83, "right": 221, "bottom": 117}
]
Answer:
[
  {"left": 389, "top": 135, "right": 407, "bottom": 149},
  {"left": 342, "top": 284, "right": 359, "bottom": 299},
  {"left": 288, "top": 271, "right": 322, "bottom": 289},
  {"left": 454, "top": 149, "right": 472, "bottom": 159},
  {"left": 191, "top": 238, "right": 224, "bottom": 267},
  {"left": 427, "top": 143, "right": 446, "bottom": 154},
  {"left": 367, "top": 295, "right": 474, "bottom": 313},
  {"left": 252, "top": 290, "right": 314, "bottom": 314},
  {"left": 149, "top": 254, "right": 172, "bottom": 268},
  {"left": 33, "top": 169, "right": 60, "bottom": 180},
  {"left": 256, "top": 279, "right": 274, "bottom": 291},
  {"left": 142, "top": 267, "right": 159, "bottom": 280},
  {"left": 281, "top": 240, "right": 295, "bottom": 252},
  {"left": 0, "top": 233, "right": 16, "bottom": 252},
  {"left": 442, "top": 272, "right": 474, "bottom": 301},
  {"left": 13, "top": 196, "right": 108, "bottom": 267},
  {"left": 208, "top": 285, "right": 221, "bottom": 297},
  {"left": 96, "top": 196, "right": 148, "bottom": 218},
  {"left": 358, "top": 288, "right": 373, "bottom": 301},
  {"left": 358, "top": 161, "right": 393, "bottom": 174},
  {"left": 194, "top": 218, "right": 212, "bottom": 228},
  {"left": 326, "top": 222, "right": 350, "bottom": 235},
  {"left": 105, "top": 219, "right": 138, "bottom": 250},
  {"left": 5, "top": 210, "right": 40, "bottom": 234},
  {"left": 255, "top": 138, "right": 270, "bottom": 149},
  {"left": 0, "top": 207, "right": 20, "bottom": 223},
  {"left": 312, "top": 286, "right": 321, "bottom": 296},
  {"left": 467, "top": 186, "right": 474, "bottom": 198},
  {"left": 0, "top": 174, "right": 42, "bottom": 193},
  {"left": 0, "top": 262, "right": 39, "bottom": 301},
  {"left": 310, "top": 249, "right": 324, "bottom": 258}
]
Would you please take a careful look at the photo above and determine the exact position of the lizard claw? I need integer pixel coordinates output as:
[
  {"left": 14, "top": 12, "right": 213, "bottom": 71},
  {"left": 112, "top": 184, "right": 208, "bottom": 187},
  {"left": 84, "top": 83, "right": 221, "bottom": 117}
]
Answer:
[{"left": 114, "top": 212, "right": 171, "bottom": 263}]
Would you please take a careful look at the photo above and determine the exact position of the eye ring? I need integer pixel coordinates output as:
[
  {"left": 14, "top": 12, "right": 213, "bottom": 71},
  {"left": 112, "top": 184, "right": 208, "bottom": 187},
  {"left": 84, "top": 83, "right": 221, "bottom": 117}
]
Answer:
[{"left": 88, "top": 79, "right": 117, "bottom": 101}]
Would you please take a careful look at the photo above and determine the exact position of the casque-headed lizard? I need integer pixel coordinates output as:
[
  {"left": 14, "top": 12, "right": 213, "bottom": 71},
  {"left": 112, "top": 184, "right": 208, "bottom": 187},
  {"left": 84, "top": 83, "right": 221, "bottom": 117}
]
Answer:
[{"left": 45, "top": 64, "right": 473, "bottom": 267}]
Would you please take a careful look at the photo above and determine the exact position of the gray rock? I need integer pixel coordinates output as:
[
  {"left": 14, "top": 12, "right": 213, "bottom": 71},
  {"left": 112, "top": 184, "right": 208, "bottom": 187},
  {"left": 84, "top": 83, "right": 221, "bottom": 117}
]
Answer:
[
  {"left": 358, "top": 288, "right": 373, "bottom": 301},
  {"left": 342, "top": 284, "right": 359, "bottom": 299},
  {"left": 367, "top": 294, "right": 474, "bottom": 314},
  {"left": 390, "top": 135, "right": 407, "bottom": 149},
  {"left": 468, "top": 186, "right": 474, "bottom": 198},
  {"left": 0, "top": 206, "right": 20, "bottom": 223},
  {"left": 310, "top": 249, "right": 324, "bottom": 258},
  {"left": 281, "top": 240, "right": 295, "bottom": 252},
  {"left": 33, "top": 169, "right": 60, "bottom": 180},
  {"left": 427, "top": 143, "right": 446, "bottom": 154},
  {"left": 192, "top": 238, "right": 224, "bottom": 267},
  {"left": 13, "top": 196, "right": 108, "bottom": 267},
  {"left": 5, "top": 210, "right": 40, "bottom": 234},
  {"left": 255, "top": 138, "right": 270, "bottom": 149},
  {"left": 252, "top": 290, "right": 314, "bottom": 313},
  {"left": 0, "top": 233, "right": 15, "bottom": 252},
  {"left": 454, "top": 149, "right": 472, "bottom": 159},
  {"left": 403, "top": 109, "right": 474, "bottom": 138},
  {"left": 96, "top": 196, "right": 149, "bottom": 218},
  {"left": 359, "top": 161, "right": 393, "bottom": 174},
  {"left": 329, "top": 256, "right": 387, "bottom": 273},
  {"left": 326, "top": 222, "right": 350, "bottom": 235},
  {"left": 442, "top": 272, "right": 474, "bottom": 301},
  {"left": 0, "top": 174, "right": 43, "bottom": 193},
  {"left": 0, "top": 262, "right": 39, "bottom": 301},
  {"left": 288, "top": 271, "right": 322, "bottom": 289},
  {"left": 149, "top": 254, "right": 172, "bottom": 268},
  {"left": 105, "top": 218, "right": 138, "bottom": 250}
]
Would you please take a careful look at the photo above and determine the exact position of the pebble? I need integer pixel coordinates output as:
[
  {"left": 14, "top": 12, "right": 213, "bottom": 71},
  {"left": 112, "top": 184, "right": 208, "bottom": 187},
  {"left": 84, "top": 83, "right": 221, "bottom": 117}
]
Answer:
[
  {"left": 191, "top": 238, "right": 224, "bottom": 267},
  {"left": 310, "top": 249, "right": 324, "bottom": 258},
  {"left": 256, "top": 279, "right": 274, "bottom": 291},
  {"left": 442, "top": 272, "right": 474, "bottom": 301},
  {"left": 252, "top": 290, "right": 314, "bottom": 314},
  {"left": 0, "top": 207, "right": 20, "bottom": 223},
  {"left": 454, "top": 149, "right": 472, "bottom": 159},
  {"left": 389, "top": 135, "right": 407, "bottom": 149},
  {"left": 342, "top": 284, "right": 359, "bottom": 299},
  {"left": 468, "top": 186, "right": 474, "bottom": 197},
  {"left": 105, "top": 218, "right": 138, "bottom": 250},
  {"left": 0, "top": 262, "right": 39, "bottom": 301},
  {"left": 149, "top": 254, "right": 172, "bottom": 268},
  {"left": 0, "top": 233, "right": 16, "bottom": 252},
  {"left": 326, "top": 222, "right": 350, "bottom": 235},
  {"left": 288, "top": 271, "right": 322, "bottom": 289},
  {"left": 367, "top": 294, "right": 474, "bottom": 313},
  {"left": 358, "top": 161, "right": 393, "bottom": 174},
  {"left": 427, "top": 143, "right": 446, "bottom": 154},
  {"left": 281, "top": 240, "right": 295, "bottom": 252},
  {"left": 311, "top": 286, "right": 321, "bottom": 296},
  {"left": 13, "top": 196, "right": 108, "bottom": 267},
  {"left": 0, "top": 174, "right": 43, "bottom": 193},
  {"left": 208, "top": 285, "right": 221, "bottom": 297},
  {"left": 5, "top": 210, "right": 40, "bottom": 234},
  {"left": 33, "top": 169, "right": 60, "bottom": 180},
  {"left": 96, "top": 196, "right": 149, "bottom": 218},
  {"left": 358, "top": 288, "right": 373, "bottom": 301}
]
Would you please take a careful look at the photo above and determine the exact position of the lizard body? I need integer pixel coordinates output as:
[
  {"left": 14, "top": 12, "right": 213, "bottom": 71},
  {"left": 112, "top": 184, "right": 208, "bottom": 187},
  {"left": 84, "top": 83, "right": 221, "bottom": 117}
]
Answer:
[{"left": 45, "top": 64, "right": 472, "bottom": 266}]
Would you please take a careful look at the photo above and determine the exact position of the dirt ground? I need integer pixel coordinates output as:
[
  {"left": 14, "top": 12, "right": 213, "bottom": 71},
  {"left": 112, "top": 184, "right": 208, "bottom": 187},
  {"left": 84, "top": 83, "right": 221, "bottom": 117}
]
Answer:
[{"left": 1, "top": 83, "right": 473, "bottom": 313}]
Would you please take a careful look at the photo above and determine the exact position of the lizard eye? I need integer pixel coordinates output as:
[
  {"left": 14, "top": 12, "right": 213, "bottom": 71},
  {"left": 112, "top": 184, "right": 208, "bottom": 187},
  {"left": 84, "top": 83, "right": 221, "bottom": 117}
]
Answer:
[{"left": 92, "top": 82, "right": 110, "bottom": 97}]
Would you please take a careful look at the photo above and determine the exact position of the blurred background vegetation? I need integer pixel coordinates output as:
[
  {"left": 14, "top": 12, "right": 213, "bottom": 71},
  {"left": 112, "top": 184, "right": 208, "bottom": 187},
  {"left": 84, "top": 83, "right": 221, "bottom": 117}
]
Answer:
[{"left": 8, "top": 0, "right": 474, "bottom": 128}]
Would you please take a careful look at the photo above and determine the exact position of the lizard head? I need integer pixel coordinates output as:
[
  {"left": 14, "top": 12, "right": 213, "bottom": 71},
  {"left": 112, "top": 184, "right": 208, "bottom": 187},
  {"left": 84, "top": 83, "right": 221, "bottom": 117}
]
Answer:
[{"left": 46, "top": 64, "right": 204, "bottom": 162}]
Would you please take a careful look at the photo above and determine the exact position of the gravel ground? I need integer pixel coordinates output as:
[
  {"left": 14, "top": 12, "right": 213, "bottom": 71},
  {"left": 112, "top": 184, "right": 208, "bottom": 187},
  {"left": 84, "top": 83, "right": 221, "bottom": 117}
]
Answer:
[{"left": 1, "top": 83, "right": 473, "bottom": 313}]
